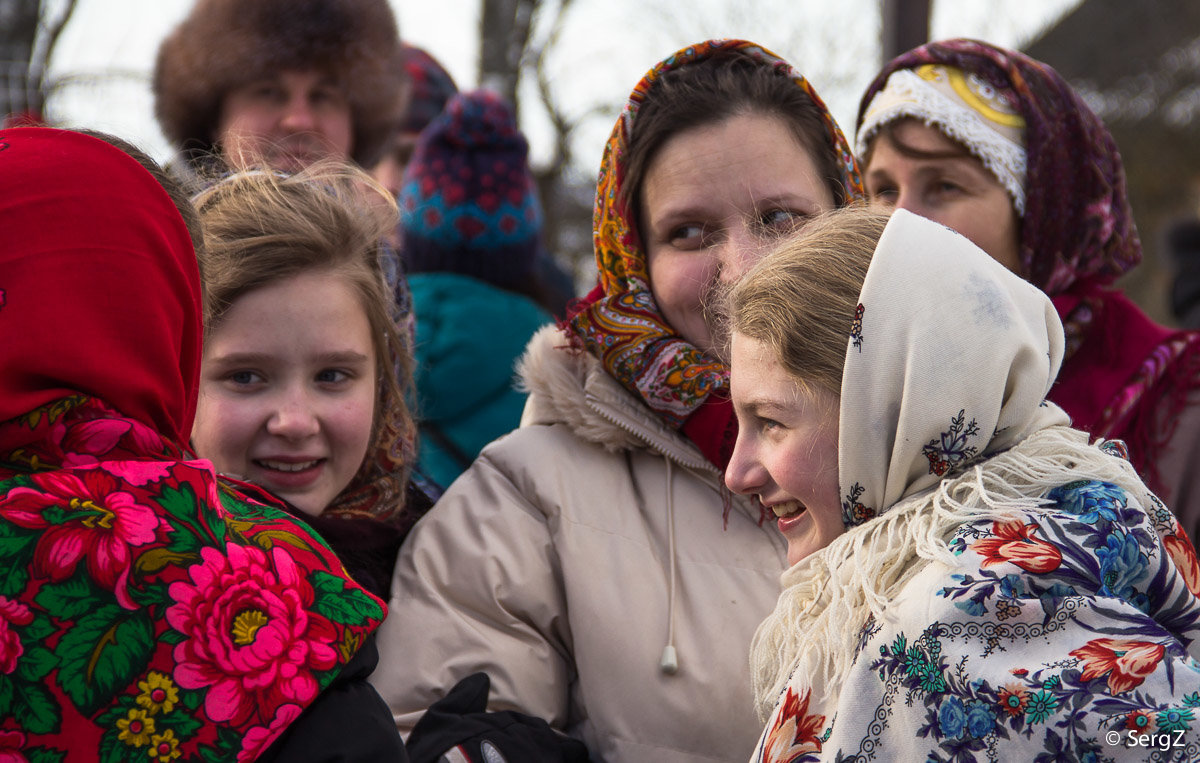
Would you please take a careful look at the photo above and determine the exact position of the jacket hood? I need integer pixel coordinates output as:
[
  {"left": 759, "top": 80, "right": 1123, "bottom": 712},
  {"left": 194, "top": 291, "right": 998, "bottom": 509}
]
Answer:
[{"left": 519, "top": 325, "right": 716, "bottom": 472}]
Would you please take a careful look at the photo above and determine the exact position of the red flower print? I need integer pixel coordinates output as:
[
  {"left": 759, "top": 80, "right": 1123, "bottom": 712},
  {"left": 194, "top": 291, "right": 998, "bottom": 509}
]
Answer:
[
  {"left": 972, "top": 519, "right": 1062, "bottom": 574},
  {"left": 1070, "top": 638, "right": 1166, "bottom": 694},
  {"left": 167, "top": 544, "right": 338, "bottom": 727},
  {"left": 1125, "top": 708, "right": 1157, "bottom": 736},
  {"left": 762, "top": 687, "right": 826, "bottom": 762},
  {"left": 0, "top": 596, "right": 33, "bottom": 675},
  {"left": 996, "top": 682, "right": 1030, "bottom": 717},
  {"left": 1164, "top": 532, "right": 1200, "bottom": 597},
  {"left": 0, "top": 729, "right": 27, "bottom": 763},
  {"left": 53, "top": 416, "right": 167, "bottom": 468},
  {"left": 0, "top": 469, "right": 162, "bottom": 608},
  {"left": 238, "top": 703, "right": 303, "bottom": 763}
]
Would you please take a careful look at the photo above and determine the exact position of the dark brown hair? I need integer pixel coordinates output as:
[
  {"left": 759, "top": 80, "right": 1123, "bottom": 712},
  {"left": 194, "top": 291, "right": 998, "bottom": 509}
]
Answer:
[{"left": 620, "top": 51, "right": 849, "bottom": 224}]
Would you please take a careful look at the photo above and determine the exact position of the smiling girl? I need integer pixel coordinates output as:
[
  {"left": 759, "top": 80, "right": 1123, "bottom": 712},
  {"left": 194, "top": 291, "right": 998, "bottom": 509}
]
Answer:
[
  {"left": 723, "top": 205, "right": 1200, "bottom": 762},
  {"left": 190, "top": 163, "right": 424, "bottom": 597}
]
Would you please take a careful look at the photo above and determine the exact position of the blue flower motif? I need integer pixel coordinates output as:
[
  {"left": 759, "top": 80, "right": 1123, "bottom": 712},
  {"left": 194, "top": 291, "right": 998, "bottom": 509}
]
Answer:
[
  {"left": 1047, "top": 480, "right": 1124, "bottom": 523},
  {"left": 965, "top": 700, "right": 995, "bottom": 738},
  {"left": 938, "top": 696, "right": 967, "bottom": 739},
  {"left": 954, "top": 597, "right": 986, "bottom": 617},
  {"left": 998, "top": 574, "right": 1027, "bottom": 598},
  {"left": 1096, "top": 531, "right": 1149, "bottom": 602}
]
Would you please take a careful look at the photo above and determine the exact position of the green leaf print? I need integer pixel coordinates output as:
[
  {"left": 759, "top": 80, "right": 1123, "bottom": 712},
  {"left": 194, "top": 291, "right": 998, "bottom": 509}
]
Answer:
[
  {"left": 54, "top": 605, "right": 155, "bottom": 715},
  {"left": 25, "top": 748, "right": 66, "bottom": 763},
  {"left": 16, "top": 644, "right": 58, "bottom": 682},
  {"left": 12, "top": 679, "right": 60, "bottom": 735},
  {"left": 309, "top": 570, "right": 383, "bottom": 624},
  {"left": 155, "top": 483, "right": 207, "bottom": 553},
  {"left": 34, "top": 576, "right": 101, "bottom": 621}
]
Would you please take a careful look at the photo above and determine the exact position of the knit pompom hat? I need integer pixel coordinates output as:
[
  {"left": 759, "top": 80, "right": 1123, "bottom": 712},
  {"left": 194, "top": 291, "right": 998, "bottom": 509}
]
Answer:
[
  {"left": 402, "top": 44, "right": 458, "bottom": 133},
  {"left": 398, "top": 90, "right": 543, "bottom": 292},
  {"left": 153, "top": 0, "right": 406, "bottom": 168}
]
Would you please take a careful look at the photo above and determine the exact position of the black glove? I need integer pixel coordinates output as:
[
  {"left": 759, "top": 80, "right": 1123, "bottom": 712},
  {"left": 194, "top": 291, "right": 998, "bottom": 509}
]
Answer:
[{"left": 405, "top": 673, "right": 592, "bottom": 763}]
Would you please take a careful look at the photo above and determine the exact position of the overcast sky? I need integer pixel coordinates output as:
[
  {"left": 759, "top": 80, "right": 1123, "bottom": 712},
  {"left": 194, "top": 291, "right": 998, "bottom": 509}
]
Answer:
[{"left": 44, "top": 0, "right": 1082, "bottom": 174}]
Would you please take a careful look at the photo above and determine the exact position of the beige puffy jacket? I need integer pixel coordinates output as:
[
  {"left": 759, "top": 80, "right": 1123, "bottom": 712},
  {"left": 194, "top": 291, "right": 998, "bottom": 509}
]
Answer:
[{"left": 370, "top": 326, "right": 788, "bottom": 762}]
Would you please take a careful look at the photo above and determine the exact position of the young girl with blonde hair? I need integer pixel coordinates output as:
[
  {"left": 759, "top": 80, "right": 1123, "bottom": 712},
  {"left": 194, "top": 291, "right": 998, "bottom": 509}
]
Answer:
[
  {"left": 190, "top": 162, "right": 427, "bottom": 596},
  {"left": 724, "top": 205, "right": 1200, "bottom": 761}
]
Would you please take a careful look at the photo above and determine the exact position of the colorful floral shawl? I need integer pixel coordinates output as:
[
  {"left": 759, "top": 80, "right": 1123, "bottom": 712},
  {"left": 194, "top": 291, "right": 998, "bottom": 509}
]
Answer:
[
  {"left": 0, "top": 128, "right": 386, "bottom": 761},
  {"left": 749, "top": 211, "right": 1200, "bottom": 762},
  {"left": 567, "top": 39, "right": 863, "bottom": 466},
  {"left": 857, "top": 38, "right": 1200, "bottom": 497}
]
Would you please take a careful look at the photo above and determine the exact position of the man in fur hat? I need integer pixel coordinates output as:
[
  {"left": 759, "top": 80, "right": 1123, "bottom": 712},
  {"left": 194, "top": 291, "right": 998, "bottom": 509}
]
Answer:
[{"left": 154, "top": 0, "right": 407, "bottom": 174}]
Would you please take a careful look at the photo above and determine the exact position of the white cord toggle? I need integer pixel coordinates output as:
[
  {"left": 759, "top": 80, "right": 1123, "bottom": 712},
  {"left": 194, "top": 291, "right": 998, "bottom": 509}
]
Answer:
[{"left": 660, "top": 645, "right": 679, "bottom": 674}]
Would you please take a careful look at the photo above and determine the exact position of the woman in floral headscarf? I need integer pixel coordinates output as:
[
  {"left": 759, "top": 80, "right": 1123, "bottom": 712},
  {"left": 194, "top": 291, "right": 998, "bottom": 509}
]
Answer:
[
  {"left": 724, "top": 205, "right": 1200, "bottom": 762},
  {"left": 855, "top": 38, "right": 1200, "bottom": 537},
  {"left": 0, "top": 128, "right": 404, "bottom": 761},
  {"left": 371, "top": 39, "right": 862, "bottom": 761}
]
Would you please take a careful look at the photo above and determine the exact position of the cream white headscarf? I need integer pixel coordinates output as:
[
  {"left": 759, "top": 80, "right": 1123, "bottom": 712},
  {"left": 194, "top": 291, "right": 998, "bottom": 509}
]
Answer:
[{"left": 749, "top": 209, "right": 1101, "bottom": 719}]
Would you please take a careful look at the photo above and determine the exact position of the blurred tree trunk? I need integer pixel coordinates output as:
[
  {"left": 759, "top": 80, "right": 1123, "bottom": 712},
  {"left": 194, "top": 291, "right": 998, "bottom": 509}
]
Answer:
[
  {"left": 479, "top": 0, "right": 595, "bottom": 287},
  {"left": 479, "top": 0, "right": 536, "bottom": 117},
  {"left": 881, "top": 0, "right": 929, "bottom": 61},
  {"left": 0, "top": 0, "right": 76, "bottom": 122}
]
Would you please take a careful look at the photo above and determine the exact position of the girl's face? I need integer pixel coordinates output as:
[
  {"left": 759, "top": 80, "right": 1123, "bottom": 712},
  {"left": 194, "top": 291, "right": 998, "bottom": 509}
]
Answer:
[
  {"left": 192, "top": 270, "right": 377, "bottom": 516},
  {"left": 864, "top": 119, "right": 1022, "bottom": 273},
  {"left": 641, "top": 112, "right": 835, "bottom": 353},
  {"left": 725, "top": 333, "right": 844, "bottom": 567}
]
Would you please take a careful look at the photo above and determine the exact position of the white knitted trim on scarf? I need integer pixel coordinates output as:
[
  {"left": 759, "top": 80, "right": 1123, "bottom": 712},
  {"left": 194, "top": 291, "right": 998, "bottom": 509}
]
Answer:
[{"left": 857, "top": 68, "right": 1027, "bottom": 215}]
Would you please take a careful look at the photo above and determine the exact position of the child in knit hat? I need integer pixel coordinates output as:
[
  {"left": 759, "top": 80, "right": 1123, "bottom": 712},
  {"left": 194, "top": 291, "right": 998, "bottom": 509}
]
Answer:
[{"left": 398, "top": 89, "right": 555, "bottom": 488}]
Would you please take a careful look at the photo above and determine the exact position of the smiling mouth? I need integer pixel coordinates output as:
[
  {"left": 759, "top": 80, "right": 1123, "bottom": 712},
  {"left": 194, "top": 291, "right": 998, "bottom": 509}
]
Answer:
[
  {"left": 770, "top": 500, "right": 805, "bottom": 519},
  {"left": 255, "top": 459, "right": 322, "bottom": 473}
]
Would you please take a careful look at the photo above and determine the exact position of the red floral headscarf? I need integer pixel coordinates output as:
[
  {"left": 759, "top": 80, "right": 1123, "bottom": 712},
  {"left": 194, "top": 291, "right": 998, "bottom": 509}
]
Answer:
[
  {"left": 0, "top": 128, "right": 202, "bottom": 445},
  {"left": 567, "top": 39, "right": 863, "bottom": 466},
  {"left": 857, "top": 38, "right": 1200, "bottom": 495},
  {"left": 0, "top": 128, "right": 386, "bottom": 760}
]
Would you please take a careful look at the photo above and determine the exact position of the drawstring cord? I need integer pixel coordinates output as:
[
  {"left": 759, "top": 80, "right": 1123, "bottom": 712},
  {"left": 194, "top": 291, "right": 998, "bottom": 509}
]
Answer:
[{"left": 660, "top": 459, "right": 679, "bottom": 675}]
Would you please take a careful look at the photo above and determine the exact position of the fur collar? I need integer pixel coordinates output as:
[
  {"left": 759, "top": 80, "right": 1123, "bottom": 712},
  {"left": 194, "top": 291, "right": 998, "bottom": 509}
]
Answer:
[{"left": 517, "top": 326, "right": 714, "bottom": 472}]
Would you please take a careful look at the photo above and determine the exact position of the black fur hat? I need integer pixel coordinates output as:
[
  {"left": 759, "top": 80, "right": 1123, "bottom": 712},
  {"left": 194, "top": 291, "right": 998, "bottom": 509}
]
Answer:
[{"left": 153, "top": 0, "right": 407, "bottom": 167}]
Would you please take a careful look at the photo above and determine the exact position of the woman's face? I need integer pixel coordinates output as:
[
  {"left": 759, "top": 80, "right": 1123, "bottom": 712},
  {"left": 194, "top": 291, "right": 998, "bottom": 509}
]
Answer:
[
  {"left": 725, "top": 333, "right": 844, "bottom": 567},
  {"left": 864, "top": 119, "right": 1022, "bottom": 273},
  {"left": 641, "top": 112, "right": 835, "bottom": 353},
  {"left": 192, "top": 270, "right": 377, "bottom": 516}
]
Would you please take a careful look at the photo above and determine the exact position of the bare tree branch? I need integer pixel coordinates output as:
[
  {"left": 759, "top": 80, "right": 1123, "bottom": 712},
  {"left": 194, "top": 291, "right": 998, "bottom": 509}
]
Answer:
[{"left": 35, "top": 0, "right": 77, "bottom": 95}]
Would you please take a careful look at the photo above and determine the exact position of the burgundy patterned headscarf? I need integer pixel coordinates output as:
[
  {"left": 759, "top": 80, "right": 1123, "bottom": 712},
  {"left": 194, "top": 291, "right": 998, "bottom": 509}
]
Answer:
[{"left": 858, "top": 38, "right": 1200, "bottom": 495}]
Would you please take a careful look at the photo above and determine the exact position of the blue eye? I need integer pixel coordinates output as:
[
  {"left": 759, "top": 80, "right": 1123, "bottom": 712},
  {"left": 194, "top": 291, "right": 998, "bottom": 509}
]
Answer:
[
  {"left": 316, "top": 369, "right": 350, "bottom": 384},
  {"left": 225, "top": 370, "right": 263, "bottom": 387}
]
